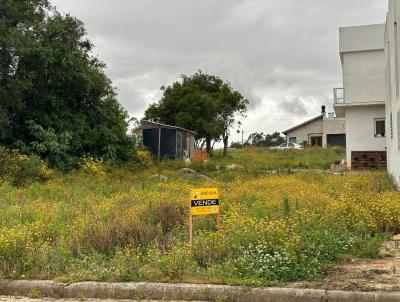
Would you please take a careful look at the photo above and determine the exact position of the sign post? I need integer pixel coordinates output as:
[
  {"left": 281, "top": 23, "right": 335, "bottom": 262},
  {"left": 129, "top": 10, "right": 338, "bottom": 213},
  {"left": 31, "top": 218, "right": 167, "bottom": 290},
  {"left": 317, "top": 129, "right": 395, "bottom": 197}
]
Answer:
[{"left": 189, "top": 188, "right": 220, "bottom": 252}]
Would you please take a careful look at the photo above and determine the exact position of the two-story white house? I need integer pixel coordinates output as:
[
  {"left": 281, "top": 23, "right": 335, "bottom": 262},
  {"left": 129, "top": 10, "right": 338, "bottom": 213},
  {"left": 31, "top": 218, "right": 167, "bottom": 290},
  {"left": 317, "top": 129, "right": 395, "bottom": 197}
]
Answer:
[{"left": 334, "top": 24, "right": 387, "bottom": 169}]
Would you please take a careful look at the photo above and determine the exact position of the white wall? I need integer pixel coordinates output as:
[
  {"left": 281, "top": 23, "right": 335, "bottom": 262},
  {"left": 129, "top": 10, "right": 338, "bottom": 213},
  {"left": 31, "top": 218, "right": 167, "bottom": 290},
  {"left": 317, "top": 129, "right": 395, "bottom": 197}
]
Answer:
[
  {"left": 340, "top": 24, "right": 385, "bottom": 53},
  {"left": 345, "top": 105, "right": 387, "bottom": 166},
  {"left": 385, "top": 0, "right": 400, "bottom": 186},
  {"left": 342, "top": 50, "right": 386, "bottom": 104}
]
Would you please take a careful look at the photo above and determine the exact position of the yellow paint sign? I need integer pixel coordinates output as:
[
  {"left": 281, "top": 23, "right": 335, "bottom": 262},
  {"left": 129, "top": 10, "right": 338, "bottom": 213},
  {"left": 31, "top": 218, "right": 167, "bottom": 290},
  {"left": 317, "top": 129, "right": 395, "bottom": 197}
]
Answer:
[{"left": 190, "top": 188, "right": 220, "bottom": 216}]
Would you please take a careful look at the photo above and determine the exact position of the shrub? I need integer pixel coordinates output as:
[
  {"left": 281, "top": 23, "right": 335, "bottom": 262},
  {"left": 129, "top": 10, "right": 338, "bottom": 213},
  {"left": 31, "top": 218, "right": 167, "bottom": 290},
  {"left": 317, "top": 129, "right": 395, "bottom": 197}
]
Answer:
[
  {"left": 233, "top": 244, "right": 324, "bottom": 283},
  {"left": 81, "top": 157, "right": 107, "bottom": 178},
  {"left": 156, "top": 245, "right": 194, "bottom": 281},
  {"left": 134, "top": 149, "right": 155, "bottom": 169},
  {"left": 192, "top": 231, "right": 233, "bottom": 268},
  {"left": 0, "top": 147, "right": 53, "bottom": 186},
  {"left": 67, "top": 213, "right": 159, "bottom": 255},
  {"left": 154, "top": 203, "right": 187, "bottom": 234},
  {"left": 189, "top": 159, "right": 217, "bottom": 173},
  {"left": 67, "top": 248, "right": 142, "bottom": 282}
]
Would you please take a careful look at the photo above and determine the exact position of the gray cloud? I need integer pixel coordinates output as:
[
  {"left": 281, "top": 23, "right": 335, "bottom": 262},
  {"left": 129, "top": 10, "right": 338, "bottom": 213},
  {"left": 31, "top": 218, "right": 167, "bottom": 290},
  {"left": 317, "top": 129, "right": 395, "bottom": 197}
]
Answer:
[
  {"left": 52, "top": 0, "right": 387, "bottom": 142},
  {"left": 279, "top": 97, "right": 309, "bottom": 117}
]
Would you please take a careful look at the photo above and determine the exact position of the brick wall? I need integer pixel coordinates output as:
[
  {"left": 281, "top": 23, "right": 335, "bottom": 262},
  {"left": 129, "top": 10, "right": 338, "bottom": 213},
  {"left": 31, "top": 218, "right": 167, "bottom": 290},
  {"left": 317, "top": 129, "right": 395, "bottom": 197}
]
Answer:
[{"left": 351, "top": 151, "right": 387, "bottom": 170}]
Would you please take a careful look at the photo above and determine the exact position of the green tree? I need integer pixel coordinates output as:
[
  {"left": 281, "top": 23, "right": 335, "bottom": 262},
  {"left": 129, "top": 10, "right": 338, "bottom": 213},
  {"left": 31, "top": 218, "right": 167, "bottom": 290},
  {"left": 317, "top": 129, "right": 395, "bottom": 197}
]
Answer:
[
  {"left": 246, "top": 131, "right": 285, "bottom": 147},
  {"left": 247, "top": 132, "right": 266, "bottom": 146},
  {"left": 0, "top": 0, "right": 133, "bottom": 169},
  {"left": 144, "top": 71, "right": 248, "bottom": 156},
  {"left": 265, "top": 132, "right": 285, "bottom": 147},
  {"left": 218, "top": 83, "right": 248, "bottom": 156}
]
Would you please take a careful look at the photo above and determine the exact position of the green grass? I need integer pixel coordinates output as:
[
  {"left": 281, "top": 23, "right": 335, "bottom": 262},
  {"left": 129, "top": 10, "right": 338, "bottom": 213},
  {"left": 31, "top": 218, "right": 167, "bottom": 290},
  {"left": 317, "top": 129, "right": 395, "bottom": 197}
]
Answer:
[
  {"left": 211, "top": 146, "right": 345, "bottom": 170},
  {"left": 158, "top": 146, "right": 345, "bottom": 176}
]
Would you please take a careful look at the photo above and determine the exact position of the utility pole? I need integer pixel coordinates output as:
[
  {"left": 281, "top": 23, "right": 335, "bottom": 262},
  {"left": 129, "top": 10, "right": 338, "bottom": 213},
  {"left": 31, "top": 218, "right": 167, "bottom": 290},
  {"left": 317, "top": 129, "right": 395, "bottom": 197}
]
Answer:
[{"left": 241, "top": 130, "right": 244, "bottom": 148}]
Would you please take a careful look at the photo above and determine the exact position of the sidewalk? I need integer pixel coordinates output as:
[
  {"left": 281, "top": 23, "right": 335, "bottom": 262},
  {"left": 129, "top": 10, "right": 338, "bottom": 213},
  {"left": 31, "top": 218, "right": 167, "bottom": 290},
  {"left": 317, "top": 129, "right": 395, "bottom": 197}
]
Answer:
[
  {"left": 1, "top": 280, "right": 400, "bottom": 302},
  {"left": 0, "top": 297, "right": 203, "bottom": 302}
]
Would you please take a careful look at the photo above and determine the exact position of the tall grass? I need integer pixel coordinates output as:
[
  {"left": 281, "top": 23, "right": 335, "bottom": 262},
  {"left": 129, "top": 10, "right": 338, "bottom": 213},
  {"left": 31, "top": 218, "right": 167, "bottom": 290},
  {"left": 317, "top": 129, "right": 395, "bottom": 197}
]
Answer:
[
  {"left": 211, "top": 146, "right": 345, "bottom": 171},
  {"left": 0, "top": 147, "right": 398, "bottom": 286}
]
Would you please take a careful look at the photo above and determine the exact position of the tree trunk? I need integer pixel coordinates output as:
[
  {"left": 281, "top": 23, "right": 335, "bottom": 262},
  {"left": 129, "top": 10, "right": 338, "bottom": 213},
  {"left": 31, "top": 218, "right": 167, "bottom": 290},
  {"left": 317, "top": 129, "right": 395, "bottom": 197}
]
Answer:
[
  {"left": 206, "top": 137, "right": 212, "bottom": 155},
  {"left": 200, "top": 139, "right": 206, "bottom": 150},
  {"left": 223, "top": 135, "right": 229, "bottom": 157}
]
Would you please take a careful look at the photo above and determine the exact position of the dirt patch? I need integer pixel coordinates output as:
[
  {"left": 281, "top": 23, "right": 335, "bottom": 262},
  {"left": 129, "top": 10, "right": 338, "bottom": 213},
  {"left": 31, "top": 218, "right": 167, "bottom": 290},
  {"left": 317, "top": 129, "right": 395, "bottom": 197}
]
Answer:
[{"left": 290, "top": 238, "right": 400, "bottom": 291}]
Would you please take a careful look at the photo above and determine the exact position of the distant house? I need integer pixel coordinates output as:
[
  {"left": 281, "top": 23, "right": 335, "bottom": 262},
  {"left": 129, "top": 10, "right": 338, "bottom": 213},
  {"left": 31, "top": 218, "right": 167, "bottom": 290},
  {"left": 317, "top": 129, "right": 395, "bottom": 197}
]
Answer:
[
  {"left": 141, "top": 121, "right": 196, "bottom": 161},
  {"left": 282, "top": 106, "right": 346, "bottom": 148}
]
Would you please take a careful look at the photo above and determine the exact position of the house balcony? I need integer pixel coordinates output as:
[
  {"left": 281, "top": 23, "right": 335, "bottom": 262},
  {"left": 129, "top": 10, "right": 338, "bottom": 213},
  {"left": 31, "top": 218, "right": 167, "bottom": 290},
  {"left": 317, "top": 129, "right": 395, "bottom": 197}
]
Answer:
[
  {"left": 333, "top": 88, "right": 345, "bottom": 117},
  {"left": 333, "top": 87, "right": 385, "bottom": 118},
  {"left": 333, "top": 88, "right": 345, "bottom": 104}
]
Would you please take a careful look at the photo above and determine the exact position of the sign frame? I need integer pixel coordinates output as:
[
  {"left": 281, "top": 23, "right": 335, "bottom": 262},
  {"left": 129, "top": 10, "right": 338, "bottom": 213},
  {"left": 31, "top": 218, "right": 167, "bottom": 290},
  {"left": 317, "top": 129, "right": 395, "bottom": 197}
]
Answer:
[{"left": 189, "top": 188, "right": 221, "bottom": 252}]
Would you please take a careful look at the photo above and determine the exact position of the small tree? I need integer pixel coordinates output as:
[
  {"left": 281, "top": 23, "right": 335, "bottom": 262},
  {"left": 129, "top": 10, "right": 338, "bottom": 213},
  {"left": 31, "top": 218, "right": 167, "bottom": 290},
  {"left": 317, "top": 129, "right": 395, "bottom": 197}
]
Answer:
[{"left": 217, "top": 84, "right": 248, "bottom": 156}]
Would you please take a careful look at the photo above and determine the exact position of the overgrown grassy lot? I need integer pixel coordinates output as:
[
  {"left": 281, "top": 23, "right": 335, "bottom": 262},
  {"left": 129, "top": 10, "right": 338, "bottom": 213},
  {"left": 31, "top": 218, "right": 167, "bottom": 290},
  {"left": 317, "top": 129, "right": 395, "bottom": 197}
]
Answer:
[
  {"left": 212, "top": 146, "right": 345, "bottom": 170},
  {"left": 0, "top": 147, "right": 399, "bottom": 286},
  {"left": 160, "top": 146, "right": 346, "bottom": 174}
]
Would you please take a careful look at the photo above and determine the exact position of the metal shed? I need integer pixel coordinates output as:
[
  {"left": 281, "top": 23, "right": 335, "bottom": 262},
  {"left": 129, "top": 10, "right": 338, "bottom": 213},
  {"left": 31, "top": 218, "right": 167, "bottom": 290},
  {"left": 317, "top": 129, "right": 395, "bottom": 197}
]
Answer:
[{"left": 141, "top": 120, "right": 196, "bottom": 161}]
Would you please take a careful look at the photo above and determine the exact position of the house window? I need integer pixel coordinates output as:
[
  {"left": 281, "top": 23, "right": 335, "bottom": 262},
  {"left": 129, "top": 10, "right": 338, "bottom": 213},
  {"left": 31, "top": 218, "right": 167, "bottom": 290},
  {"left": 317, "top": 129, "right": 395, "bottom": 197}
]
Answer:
[
  {"left": 374, "top": 118, "right": 386, "bottom": 137},
  {"left": 288, "top": 137, "right": 296, "bottom": 143}
]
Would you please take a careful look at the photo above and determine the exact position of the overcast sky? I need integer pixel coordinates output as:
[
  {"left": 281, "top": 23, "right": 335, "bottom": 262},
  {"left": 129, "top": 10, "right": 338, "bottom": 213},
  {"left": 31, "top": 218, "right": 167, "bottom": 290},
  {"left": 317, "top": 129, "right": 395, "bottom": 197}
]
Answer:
[{"left": 52, "top": 0, "right": 387, "bottom": 142}]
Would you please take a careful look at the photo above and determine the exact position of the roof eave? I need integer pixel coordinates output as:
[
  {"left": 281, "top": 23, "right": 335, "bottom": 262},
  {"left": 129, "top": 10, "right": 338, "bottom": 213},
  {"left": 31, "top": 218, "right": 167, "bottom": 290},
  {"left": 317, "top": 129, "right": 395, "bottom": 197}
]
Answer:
[
  {"left": 141, "top": 120, "right": 197, "bottom": 135},
  {"left": 282, "top": 114, "right": 324, "bottom": 136}
]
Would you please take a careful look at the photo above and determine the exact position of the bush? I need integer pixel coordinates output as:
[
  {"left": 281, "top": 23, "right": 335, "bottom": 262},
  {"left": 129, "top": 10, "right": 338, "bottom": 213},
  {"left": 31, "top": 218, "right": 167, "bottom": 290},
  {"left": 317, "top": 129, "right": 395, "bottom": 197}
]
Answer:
[
  {"left": 156, "top": 245, "right": 194, "bottom": 281},
  {"left": 192, "top": 231, "right": 233, "bottom": 268},
  {"left": 153, "top": 203, "right": 187, "bottom": 234},
  {"left": 0, "top": 147, "right": 53, "bottom": 186},
  {"left": 134, "top": 149, "right": 155, "bottom": 169},
  {"left": 67, "top": 248, "right": 142, "bottom": 282},
  {"left": 233, "top": 245, "right": 324, "bottom": 283},
  {"left": 81, "top": 157, "right": 107, "bottom": 178},
  {"left": 189, "top": 159, "right": 217, "bottom": 173}
]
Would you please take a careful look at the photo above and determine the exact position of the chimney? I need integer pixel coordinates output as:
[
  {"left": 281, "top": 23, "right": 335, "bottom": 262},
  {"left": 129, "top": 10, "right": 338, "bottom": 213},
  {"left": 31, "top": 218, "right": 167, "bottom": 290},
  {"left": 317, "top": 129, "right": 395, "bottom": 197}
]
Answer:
[{"left": 321, "top": 105, "right": 326, "bottom": 114}]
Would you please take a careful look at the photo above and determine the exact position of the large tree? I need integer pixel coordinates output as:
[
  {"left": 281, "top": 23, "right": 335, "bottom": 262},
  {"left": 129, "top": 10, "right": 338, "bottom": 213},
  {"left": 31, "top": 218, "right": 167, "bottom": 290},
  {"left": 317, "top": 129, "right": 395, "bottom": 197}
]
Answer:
[
  {"left": 0, "top": 0, "right": 133, "bottom": 169},
  {"left": 144, "top": 71, "right": 248, "bottom": 155}
]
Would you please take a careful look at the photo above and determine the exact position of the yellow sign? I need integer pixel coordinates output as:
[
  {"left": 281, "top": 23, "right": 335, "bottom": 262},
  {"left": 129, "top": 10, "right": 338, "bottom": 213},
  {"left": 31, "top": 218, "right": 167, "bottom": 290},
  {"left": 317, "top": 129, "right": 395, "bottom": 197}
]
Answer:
[{"left": 190, "top": 188, "right": 220, "bottom": 216}]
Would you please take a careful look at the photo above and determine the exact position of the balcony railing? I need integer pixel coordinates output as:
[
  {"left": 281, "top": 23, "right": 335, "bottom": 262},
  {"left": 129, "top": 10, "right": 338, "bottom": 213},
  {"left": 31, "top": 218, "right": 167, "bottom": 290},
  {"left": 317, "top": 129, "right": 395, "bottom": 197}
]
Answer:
[{"left": 333, "top": 88, "right": 345, "bottom": 104}]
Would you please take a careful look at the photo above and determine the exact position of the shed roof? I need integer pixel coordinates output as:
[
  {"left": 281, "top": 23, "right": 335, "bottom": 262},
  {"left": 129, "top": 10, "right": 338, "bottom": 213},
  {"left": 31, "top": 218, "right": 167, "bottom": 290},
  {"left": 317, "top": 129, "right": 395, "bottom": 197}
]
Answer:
[
  {"left": 141, "top": 120, "right": 197, "bottom": 135},
  {"left": 282, "top": 114, "right": 324, "bottom": 135}
]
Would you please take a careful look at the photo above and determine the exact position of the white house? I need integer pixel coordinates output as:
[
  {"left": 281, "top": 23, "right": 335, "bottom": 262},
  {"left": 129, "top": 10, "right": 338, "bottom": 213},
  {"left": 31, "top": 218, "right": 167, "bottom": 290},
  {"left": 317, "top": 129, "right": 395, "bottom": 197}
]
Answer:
[
  {"left": 282, "top": 106, "right": 346, "bottom": 148},
  {"left": 385, "top": 0, "right": 400, "bottom": 186},
  {"left": 333, "top": 24, "right": 387, "bottom": 169}
]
